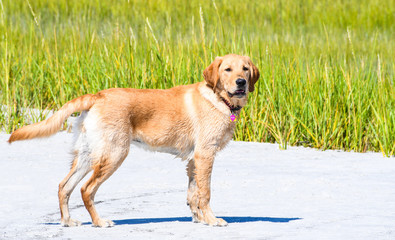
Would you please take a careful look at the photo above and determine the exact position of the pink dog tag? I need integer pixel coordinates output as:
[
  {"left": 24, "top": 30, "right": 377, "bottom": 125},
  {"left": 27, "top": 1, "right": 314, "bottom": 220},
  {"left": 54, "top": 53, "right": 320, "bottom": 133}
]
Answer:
[{"left": 230, "top": 114, "right": 236, "bottom": 122}]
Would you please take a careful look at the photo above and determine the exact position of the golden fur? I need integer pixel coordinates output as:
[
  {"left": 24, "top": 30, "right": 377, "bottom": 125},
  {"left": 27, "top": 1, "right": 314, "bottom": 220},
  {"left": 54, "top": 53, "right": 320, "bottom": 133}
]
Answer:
[{"left": 8, "top": 54, "right": 260, "bottom": 227}]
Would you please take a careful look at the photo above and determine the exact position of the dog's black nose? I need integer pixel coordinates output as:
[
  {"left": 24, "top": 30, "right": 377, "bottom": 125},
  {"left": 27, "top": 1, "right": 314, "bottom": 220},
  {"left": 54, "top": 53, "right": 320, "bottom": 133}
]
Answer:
[{"left": 236, "top": 78, "right": 246, "bottom": 87}]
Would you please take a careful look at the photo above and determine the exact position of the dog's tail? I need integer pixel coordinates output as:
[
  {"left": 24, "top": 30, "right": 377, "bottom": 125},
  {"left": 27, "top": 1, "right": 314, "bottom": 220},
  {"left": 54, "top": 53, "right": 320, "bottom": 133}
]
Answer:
[{"left": 8, "top": 94, "right": 97, "bottom": 143}]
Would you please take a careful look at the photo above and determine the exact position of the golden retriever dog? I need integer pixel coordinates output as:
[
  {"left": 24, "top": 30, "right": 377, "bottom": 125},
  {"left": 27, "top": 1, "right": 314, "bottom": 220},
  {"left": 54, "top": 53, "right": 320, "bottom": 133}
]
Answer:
[{"left": 8, "top": 54, "right": 260, "bottom": 227}]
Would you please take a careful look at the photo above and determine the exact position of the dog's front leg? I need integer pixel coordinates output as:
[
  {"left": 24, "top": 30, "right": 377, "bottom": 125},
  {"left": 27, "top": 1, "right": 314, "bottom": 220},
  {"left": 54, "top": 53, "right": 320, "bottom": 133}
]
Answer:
[
  {"left": 193, "top": 152, "right": 228, "bottom": 227},
  {"left": 186, "top": 160, "right": 200, "bottom": 223}
]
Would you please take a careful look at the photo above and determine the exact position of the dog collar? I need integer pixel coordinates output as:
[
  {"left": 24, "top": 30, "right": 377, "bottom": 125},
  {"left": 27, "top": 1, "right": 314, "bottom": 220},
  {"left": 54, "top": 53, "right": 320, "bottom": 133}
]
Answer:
[
  {"left": 221, "top": 97, "right": 242, "bottom": 112},
  {"left": 220, "top": 97, "right": 242, "bottom": 122}
]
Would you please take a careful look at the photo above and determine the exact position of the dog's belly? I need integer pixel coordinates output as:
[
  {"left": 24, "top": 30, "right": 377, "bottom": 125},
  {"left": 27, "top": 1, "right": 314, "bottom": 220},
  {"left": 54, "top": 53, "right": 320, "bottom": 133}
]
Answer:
[{"left": 131, "top": 139, "right": 194, "bottom": 160}]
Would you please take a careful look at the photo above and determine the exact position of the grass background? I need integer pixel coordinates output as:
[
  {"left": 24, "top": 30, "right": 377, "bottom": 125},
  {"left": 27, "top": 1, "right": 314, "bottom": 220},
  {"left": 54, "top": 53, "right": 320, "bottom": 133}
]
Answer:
[{"left": 0, "top": 0, "right": 394, "bottom": 156}]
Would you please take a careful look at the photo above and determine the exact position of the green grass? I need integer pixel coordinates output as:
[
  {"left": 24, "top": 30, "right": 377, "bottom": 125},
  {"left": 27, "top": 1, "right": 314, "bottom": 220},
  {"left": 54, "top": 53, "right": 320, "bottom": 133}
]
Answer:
[{"left": 1, "top": 0, "right": 394, "bottom": 156}]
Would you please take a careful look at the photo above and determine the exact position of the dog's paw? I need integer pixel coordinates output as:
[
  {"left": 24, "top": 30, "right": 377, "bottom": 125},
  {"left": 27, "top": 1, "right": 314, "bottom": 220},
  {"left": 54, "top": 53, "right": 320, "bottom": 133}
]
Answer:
[
  {"left": 191, "top": 213, "right": 201, "bottom": 223},
  {"left": 213, "top": 217, "right": 228, "bottom": 227},
  {"left": 205, "top": 217, "right": 228, "bottom": 227},
  {"left": 92, "top": 219, "right": 114, "bottom": 228},
  {"left": 61, "top": 218, "right": 82, "bottom": 227}
]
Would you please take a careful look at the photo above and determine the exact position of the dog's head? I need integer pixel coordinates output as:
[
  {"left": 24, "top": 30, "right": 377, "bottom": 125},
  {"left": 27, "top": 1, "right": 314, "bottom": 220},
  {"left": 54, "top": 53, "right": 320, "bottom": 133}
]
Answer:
[{"left": 203, "top": 54, "right": 260, "bottom": 107}]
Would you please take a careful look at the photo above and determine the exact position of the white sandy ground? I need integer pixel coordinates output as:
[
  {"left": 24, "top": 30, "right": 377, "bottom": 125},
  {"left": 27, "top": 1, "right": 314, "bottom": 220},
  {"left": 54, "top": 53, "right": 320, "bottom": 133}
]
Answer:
[{"left": 0, "top": 132, "right": 394, "bottom": 240}]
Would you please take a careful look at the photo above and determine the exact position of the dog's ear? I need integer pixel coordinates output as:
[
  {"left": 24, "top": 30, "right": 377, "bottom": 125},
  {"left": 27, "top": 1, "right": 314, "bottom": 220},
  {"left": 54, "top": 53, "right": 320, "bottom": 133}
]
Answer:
[
  {"left": 248, "top": 59, "right": 260, "bottom": 93},
  {"left": 203, "top": 57, "right": 223, "bottom": 92}
]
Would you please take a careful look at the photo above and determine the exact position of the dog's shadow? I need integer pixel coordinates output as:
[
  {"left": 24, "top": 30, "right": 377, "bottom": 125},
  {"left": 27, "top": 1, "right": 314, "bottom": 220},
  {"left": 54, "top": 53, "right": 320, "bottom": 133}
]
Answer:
[{"left": 112, "top": 216, "right": 301, "bottom": 225}]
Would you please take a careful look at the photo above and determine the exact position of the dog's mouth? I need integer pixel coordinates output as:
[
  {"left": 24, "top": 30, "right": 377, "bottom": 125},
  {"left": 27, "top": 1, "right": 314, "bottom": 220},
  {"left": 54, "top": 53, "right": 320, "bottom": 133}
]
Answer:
[{"left": 228, "top": 89, "right": 246, "bottom": 98}]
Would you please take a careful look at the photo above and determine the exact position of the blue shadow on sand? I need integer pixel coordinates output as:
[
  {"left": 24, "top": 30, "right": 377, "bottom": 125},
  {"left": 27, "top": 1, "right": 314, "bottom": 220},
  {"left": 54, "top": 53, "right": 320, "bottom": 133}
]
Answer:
[
  {"left": 112, "top": 216, "right": 301, "bottom": 225},
  {"left": 44, "top": 216, "right": 301, "bottom": 225}
]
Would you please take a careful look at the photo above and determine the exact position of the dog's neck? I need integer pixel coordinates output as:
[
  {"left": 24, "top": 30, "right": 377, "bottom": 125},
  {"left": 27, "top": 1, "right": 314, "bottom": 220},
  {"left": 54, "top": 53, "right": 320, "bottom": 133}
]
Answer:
[
  {"left": 220, "top": 97, "right": 242, "bottom": 113},
  {"left": 199, "top": 83, "right": 242, "bottom": 115}
]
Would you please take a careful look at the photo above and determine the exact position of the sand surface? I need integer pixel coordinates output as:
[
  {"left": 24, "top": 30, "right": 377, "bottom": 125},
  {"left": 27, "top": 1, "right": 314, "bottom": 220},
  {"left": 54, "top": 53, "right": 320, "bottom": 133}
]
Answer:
[{"left": 1, "top": 132, "right": 394, "bottom": 239}]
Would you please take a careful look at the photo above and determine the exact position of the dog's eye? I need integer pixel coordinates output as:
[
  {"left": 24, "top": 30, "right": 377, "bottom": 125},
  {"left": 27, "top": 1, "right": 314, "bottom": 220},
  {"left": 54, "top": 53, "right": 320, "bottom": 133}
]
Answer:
[
  {"left": 243, "top": 66, "right": 249, "bottom": 71},
  {"left": 225, "top": 68, "right": 232, "bottom": 72}
]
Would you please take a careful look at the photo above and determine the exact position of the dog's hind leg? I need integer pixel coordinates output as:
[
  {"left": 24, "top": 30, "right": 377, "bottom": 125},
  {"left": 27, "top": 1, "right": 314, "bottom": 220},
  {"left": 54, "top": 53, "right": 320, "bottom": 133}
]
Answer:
[
  {"left": 58, "top": 152, "right": 92, "bottom": 227},
  {"left": 80, "top": 145, "right": 129, "bottom": 228}
]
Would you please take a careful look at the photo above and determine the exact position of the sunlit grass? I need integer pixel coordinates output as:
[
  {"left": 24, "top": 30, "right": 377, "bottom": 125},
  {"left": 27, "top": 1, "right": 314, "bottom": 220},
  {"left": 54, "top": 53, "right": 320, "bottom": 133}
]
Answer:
[{"left": 1, "top": 0, "right": 394, "bottom": 156}]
